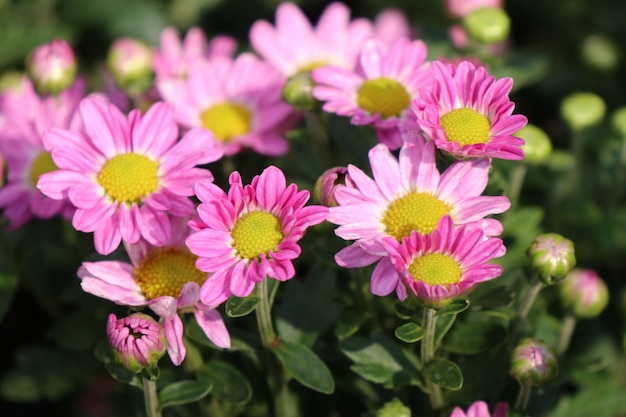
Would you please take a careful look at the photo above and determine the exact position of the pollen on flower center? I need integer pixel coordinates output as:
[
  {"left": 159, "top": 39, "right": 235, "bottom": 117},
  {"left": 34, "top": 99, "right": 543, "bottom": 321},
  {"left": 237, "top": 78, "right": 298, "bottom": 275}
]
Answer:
[
  {"left": 97, "top": 153, "right": 159, "bottom": 205},
  {"left": 134, "top": 248, "right": 207, "bottom": 300},
  {"left": 231, "top": 211, "right": 283, "bottom": 260},
  {"left": 382, "top": 192, "right": 452, "bottom": 241},
  {"left": 356, "top": 77, "right": 411, "bottom": 118},
  {"left": 440, "top": 107, "right": 491, "bottom": 146},
  {"left": 30, "top": 151, "right": 58, "bottom": 187},
  {"left": 409, "top": 253, "right": 462, "bottom": 286},
  {"left": 201, "top": 102, "right": 251, "bottom": 142}
]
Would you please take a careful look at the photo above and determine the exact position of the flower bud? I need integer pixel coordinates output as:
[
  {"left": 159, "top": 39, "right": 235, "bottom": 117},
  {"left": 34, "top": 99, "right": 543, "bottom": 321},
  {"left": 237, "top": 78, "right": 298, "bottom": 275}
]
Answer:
[
  {"left": 510, "top": 338, "right": 558, "bottom": 386},
  {"left": 527, "top": 233, "right": 576, "bottom": 285},
  {"left": 314, "top": 166, "right": 355, "bottom": 207},
  {"left": 559, "top": 268, "right": 608, "bottom": 318},
  {"left": 462, "top": 7, "right": 510, "bottom": 44},
  {"left": 610, "top": 107, "right": 626, "bottom": 138},
  {"left": 107, "top": 313, "right": 167, "bottom": 373},
  {"left": 446, "top": 0, "right": 503, "bottom": 19},
  {"left": 281, "top": 71, "right": 317, "bottom": 111},
  {"left": 26, "top": 39, "right": 77, "bottom": 95},
  {"left": 560, "top": 92, "right": 606, "bottom": 132},
  {"left": 106, "top": 37, "right": 154, "bottom": 95},
  {"left": 518, "top": 124, "right": 552, "bottom": 165},
  {"left": 580, "top": 34, "right": 620, "bottom": 72}
]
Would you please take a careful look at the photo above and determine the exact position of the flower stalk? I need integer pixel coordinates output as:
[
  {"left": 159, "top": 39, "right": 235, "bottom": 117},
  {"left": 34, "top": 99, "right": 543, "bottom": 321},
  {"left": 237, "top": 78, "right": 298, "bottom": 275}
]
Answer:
[
  {"left": 143, "top": 376, "right": 162, "bottom": 417},
  {"left": 421, "top": 307, "right": 444, "bottom": 411}
]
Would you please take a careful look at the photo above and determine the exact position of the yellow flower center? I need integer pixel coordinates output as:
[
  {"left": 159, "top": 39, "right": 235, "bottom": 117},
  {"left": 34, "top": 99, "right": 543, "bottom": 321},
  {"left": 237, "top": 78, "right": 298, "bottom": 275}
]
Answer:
[
  {"left": 381, "top": 191, "right": 452, "bottom": 241},
  {"left": 231, "top": 211, "right": 283, "bottom": 260},
  {"left": 439, "top": 108, "right": 491, "bottom": 146},
  {"left": 408, "top": 253, "right": 462, "bottom": 286},
  {"left": 97, "top": 153, "right": 159, "bottom": 205},
  {"left": 134, "top": 247, "right": 207, "bottom": 300},
  {"left": 201, "top": 102, "right": 251, "bottom": 142},
  {"left": 356, "top": 77, "right": 411, "bottom": 118},
  {"left": 29, "top": 151, "right": 58, "bottom": 187}
]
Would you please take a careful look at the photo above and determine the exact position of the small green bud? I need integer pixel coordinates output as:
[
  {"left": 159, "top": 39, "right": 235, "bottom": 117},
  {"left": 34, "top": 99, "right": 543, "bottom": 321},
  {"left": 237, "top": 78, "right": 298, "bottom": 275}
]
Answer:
[
  {"left": 462, "top": 6, "right": 511, "bottom": 44},
  {"left": 518, "top": 124, "right": 552, "bottom": 165},
  {"left": 527, "top": 233, "right": 576, "bottom": 285},
  {"left": 281, "top": 71, "right": 317, "bottom": 111},
  {"left": 560, "top": 92, "right": 606, "bottom": 132},
  {"left": 376, "top": 398, "right": 411, "bottom": 417},
  {"left": 581, "top": 34, "right": 620, "bottom": 72},
  {"left": 107, "top": 37, "right": 154, "bottom": 95},
  {"left": 559, "top": 269, "right": 608, "bottom": 318},
  {"left": 510, "top": 338, "right": 558, "bottom": 386},
  {"left": 610, "top": 107, "right": 626, "bottom": 138}
]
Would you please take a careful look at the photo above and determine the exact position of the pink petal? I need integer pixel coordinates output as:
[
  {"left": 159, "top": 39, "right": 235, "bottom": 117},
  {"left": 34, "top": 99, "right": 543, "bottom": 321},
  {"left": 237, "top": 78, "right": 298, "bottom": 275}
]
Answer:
[
  {"left": 162, "top": 315, "right": 185, "bottom": 366},
  {"left": 194, "top": 306, "right": 231, "bottom": 348}
]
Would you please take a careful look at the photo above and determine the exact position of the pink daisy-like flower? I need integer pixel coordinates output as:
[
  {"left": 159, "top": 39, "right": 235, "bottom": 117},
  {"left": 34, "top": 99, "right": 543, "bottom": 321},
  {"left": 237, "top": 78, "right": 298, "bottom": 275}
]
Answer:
[
  {"left": 37, "top": 96, "right": 223, "bottom": 255},
  {"left": 79, "top": 216, "right": 230, "bottom": 366},
  {"left": 313, "top": 37, "right": 432, "bottom": 149},
  {"left": 413, "top": 60, "right": 527, "bottom": 160},
  {"left": 449, "top": 401, "right": 508, "bottom": 417},
  {"left": 373, "top": 8, "right": 413, "bottom": 46},
  {"left": 186, "top": 166, "right": 328, "bottom": 301},
  {"left": 157, "top": 53, "right": 294, "bottom": 157},
  {"left": 249, "top": 2, "right": 373, "bottom": 76},
  {"left": 327, "top": 133, "right": 510, "bottom": 298},
  {"left": 0, "top": 76, "right": 83, "bottom": 229},
  {"left": 381, "top": 215, "right": 505, "bottom": 306}
]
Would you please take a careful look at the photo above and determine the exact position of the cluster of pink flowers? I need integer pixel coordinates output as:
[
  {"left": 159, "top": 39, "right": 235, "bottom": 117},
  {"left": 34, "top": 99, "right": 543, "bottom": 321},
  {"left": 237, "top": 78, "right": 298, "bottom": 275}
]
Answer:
[{"left": 0, "top": 4, "right": 526, "bottom": 405}]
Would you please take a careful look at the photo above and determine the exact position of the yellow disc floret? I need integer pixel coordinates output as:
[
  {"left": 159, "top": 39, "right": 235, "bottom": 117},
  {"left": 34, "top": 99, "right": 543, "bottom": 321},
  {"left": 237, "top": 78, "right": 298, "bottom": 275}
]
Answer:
[
  {"left": 440, "top": 108, "right": 491, "bottom": 146},
  {"left": 134, "top": 247, "right": 207, "bottom": 300},
  {"left": 97, "top": 153, "right": 159, "bottom": 205},
  {"left": 29, "top": 151, "right": 58, "bottom": 187},
  {"left": 382, "top": 192, "right": 452, "bottom": 241},
  {"left": 356, "top": 77, "right": 411, "bottom": 119},
  {"left": 201, "top": 102, "right": 251, "bottom": 143},
  {"left": 408, "top": 253, "right": 462, "bottom": 286},
  {"left": 231, "top": 211, "right": 283, "bottom": 260}
]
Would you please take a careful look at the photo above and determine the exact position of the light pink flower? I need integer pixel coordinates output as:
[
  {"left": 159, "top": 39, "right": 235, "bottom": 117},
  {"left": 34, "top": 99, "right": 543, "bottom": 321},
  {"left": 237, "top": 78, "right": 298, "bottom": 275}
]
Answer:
[
  {"left": 381, "top": 215, "right": 505, "bottom": 306},
  {"left": 373, "top": 8, "right": 413, "bottom": 45},
  {"left": 79, "top": 216, "right": 231, "bottom": 366},
  {"left": 327, "top": 133, "right": 510, "bottom": 298},
  {"left": 0, "top": 76, "right": 83, "bottom": 229},
  {"left": 186, "top": 166, "right": 328, "bottom": 301},
  {"left": 249, "top": 2, "right": 373, "bottom": 76},
  {"left": 37, "top": 96, "right": 223, "bottom": 255},
  {"left": 446, "top": 0, "right": 503, "bottom": 19},
  {"left": 313, "top": 37, "right": 432, "bottom": 149},
  {"left": 413, "top": 60, "right": 527, "bottom": 160},
  {"left": 450, "top": 401, "right": 508, "bottom": 417},
  {"left": 157, "top": 53, "right": 294, "bottom": 157}
]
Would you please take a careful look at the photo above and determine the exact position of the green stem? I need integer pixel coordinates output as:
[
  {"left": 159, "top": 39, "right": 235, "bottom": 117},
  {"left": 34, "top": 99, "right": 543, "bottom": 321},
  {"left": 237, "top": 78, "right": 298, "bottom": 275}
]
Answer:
[
  {"left": 556, "top": 313, "right": 577, "bottom": 355},
  {"left": 142, "top": 377, "right": 161, "bottom": 417},
  {"left": 508, "top": 164, "right": 528, "bottom": 206},
  {"left": 421, "top": 307, "right": 444, "bottom": 411},
  {"left": 515, "top": 384, "right": 533, "bottom": 412},
  {"left": 256, "top": 279, "right": 277, "bottom": 347},
  {"left": 516, "top": 274, "right": 543, "bottom": 321}
]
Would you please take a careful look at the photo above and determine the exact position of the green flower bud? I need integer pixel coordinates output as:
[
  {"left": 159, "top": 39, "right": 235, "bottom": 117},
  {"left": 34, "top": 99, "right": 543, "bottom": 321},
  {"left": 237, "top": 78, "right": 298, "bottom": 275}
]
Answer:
[
  {"left": 462, "top": 6, "right": 511, "bottom": 44},
  {"left": 281, "top": 71, "right": 318, "bottom": 111},
  {"left": 510, "top": 338, "right": 558, "bottom": 386},
  {"left": 107, "top": 37, "right": 154, "bottom": 95},
  {"left": 527, "top": 233, "right": 576, "bottom": 285},
  {"left": 560, "top": 92, "right": 606, "bottom": 132},
  {"left": 610, "top": 107, "right": 626, "bottom": 138},
  {"left": 26, "top": 39, "right": 77, "bottom": 95},
  {"left": 559, "top": 268, "right": 609, "bottom": 318},
  {"left": 376, "top": 398, "right": 411, "bottom": 417},
  {"left": 581, "top": 34, "right": 620, "bottom": 72},
  {"left": 518, "top": 124, "right": 552, "bottom": 165}
]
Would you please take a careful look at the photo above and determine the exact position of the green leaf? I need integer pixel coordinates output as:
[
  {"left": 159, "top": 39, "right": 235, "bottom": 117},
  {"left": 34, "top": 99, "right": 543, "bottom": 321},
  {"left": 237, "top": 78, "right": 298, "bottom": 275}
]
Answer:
[
  {"left": 376, "top": 397, "right": 411, "bottom": 417},
  {"left": 198, "top": 360, "right": 252, "bottom": 405},
  {"left": 334, "top": 309, "right": 365, "bottom": 340},
  {"left": 422, "top": 358, "right": 463, "bottom": 391},
  {"left": 434, "top": 313, "right": 457, "bottom": 347},
  {"left": 394, "top": 323, "right": 425, "bottom": 343},
  {"left": 158, "top": 380, "right": 212, "bottom": 410},
  {"left": 437, "top": 299, "right": 470, "bottom": 316},
  {"left": 0, "top": 273, "right": 18, "bottom": 324},
  {"left": 272, "top": 340, "right": 335, "bottom": 394},
  {"left": 0, "top": 370, "right": 40, "bottom": 402},
  {"left": 225, "top": 294, "right": 260, "bottom": 318},
  {"left": 105, "top": 361, "right": 142, "bottom": 390},
  {"left": 444, "top": 320, "right": 507, "bottom": 355}
]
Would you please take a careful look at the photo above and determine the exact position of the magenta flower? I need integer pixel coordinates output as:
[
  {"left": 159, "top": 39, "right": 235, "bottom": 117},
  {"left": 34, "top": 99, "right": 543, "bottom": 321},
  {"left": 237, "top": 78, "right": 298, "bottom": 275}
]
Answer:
[
  {"left": 449, "top": 401, "right": 508, "bottom": 417},
  {"left": 186, "top": 166, "right": 328, "bottom": 301},
  {"left": 37, "top": 96, "right": 223, "bottom": 255},
  {"left": 107, "top": 313, "right": 167, "bottom": 373},
  {"left": 0, "top": 76, "right": 83, "bottom": 229},
  {"left": 80, "top": 216, "right": 230, "bottom": 366},
  {"left": 157, "top": 53, "right": 294, "bottom": 157},
  {"left": 313, "top": 37, "right": 432, "bottom": 149},
  {"left": 327, "top": 133, "right": 510, "bottom": 298},
  {"left": 381, "top": 215, "right": 505, "bottom": 306},
  {"left": 249, "top": 2, "right": 373, "bottom": 76},
  {"left": 413, "top": 60, "right": 527, "bottom": 160}
]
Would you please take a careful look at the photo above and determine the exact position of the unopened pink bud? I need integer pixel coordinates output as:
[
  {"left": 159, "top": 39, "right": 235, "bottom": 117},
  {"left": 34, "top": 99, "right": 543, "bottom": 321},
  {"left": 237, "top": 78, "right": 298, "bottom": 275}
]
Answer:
[
  {"left": 446, "top": 0, "right": 503, "bottom": 19},
  {"left": 527, "top": 233, "right": 576, "bottom": 284},
  {"left": 107, "top": 37, "right": 154, "bottom": 94},
  {"left": 107, "top": 313, "right": 167, "bottom": 373},
  {"left": 26, "top": 39, "right": 77, "bottom": 95},
  {"left": 510, "top": 338, "right": 558, "bottom": 386},
  {"left": 559, "top": 268, "right": 609, "bottom": 318},
  {"left": 314, "top": 166, "right": 355, "bottom": 207}
]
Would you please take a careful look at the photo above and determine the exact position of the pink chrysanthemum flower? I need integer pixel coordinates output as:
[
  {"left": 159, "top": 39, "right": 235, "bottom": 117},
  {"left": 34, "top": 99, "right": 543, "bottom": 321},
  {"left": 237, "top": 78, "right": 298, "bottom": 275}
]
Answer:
[
  {"left": 185, "top": 166, "right": 328, "bottom": 301},
  {"left": 449, "top": 401, "right": 508, "bottom": 417},
  {"left": 37, "top": 96, "right": 223, "bottom": 255},
  {"left": 381, "top": 215, "right": 505, "bottom": 306},
  {"left": 79, "top": 216, "right": 231, "bottom": 366},
  {"left": 249, "top": 2, "right": 373, "bottom": 76},
  {"left": 157, "top": 53, "right": 293, "bottom": 157},
  {"left": 0, "top": 77, "right": 83, "bottom": 229},
  {"left": 313, "top": 38, "right": 432, "bottom": 149},
  {"left": 413, "top": 60, "right": 527, "bottom": 160},
  {"left": 327, "top": 133, "right": 510, "bottom": 298},
  {"left": 373, "top": 8, "right": 413, "bottom": 46}
]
